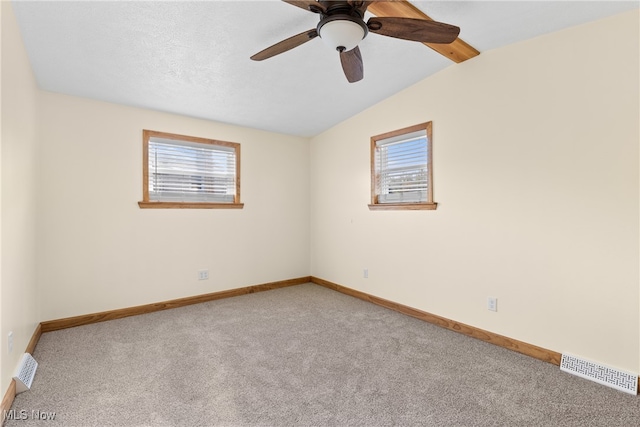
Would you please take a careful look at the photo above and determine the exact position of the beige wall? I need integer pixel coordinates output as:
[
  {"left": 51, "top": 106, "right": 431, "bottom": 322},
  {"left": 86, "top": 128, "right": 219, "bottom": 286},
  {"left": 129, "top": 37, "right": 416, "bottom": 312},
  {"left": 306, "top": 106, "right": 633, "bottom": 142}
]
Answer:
[
  {"left": 310, "top": 10, "right": 640, "bottom": 373},
  {"left": 1, "top": 2, "right": 638, "bottom": 397},
  {"left": 1, "top": 1, "right": 41, "bottom": 392},
  {"left": 1, "top": 0, "right": 309, "bottom": 394},
  {"left": 37, "top": 92, "right": 310, "bottom": 321}
]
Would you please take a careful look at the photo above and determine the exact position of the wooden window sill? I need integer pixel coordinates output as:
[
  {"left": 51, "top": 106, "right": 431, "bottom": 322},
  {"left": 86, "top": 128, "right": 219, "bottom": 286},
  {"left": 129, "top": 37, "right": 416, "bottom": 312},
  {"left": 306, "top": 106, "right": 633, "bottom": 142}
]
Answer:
[
  {"left": 138, "top": 201, "right": 244, "bottom": 209},
  {"left": 368, "top": 203, "right": 438, "bottom": 211}
]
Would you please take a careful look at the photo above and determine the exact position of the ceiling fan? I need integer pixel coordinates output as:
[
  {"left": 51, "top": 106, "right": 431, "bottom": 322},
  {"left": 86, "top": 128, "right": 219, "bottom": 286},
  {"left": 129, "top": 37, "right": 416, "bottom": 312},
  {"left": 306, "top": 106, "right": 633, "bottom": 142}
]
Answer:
[{"left": 250, "top": 1, "right": 460, "bottom": 83}]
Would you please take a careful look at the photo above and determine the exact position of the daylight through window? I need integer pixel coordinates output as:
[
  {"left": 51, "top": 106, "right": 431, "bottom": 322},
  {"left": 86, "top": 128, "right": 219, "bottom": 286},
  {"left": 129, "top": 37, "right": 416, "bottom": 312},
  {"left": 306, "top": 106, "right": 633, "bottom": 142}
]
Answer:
[
  {"left": 139, "top": 130, "right": 243, "bottom": 209},
  {"left": 370, "top": 122, "right": 436, "bottom": 210}
]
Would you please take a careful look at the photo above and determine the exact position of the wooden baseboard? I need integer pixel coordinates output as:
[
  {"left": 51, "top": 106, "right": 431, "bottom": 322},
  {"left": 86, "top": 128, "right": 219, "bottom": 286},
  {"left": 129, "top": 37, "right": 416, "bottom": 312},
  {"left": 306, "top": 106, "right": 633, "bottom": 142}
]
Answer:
[
  {"left": 25, "top": 324, "right": 42, "bottom": 355},
  {"left": 1, "top": 380, "right": 16, "bottom": 427},
  {"left": 2, "top": 277, "right": 311, "bottom": 424},
  {"left": 312, "top": 278, "right": 640, "bottom": 393},
  {"left": 1, "top": 322, "right": 42, "bottom": 427},
  {"left": 311, "top": 276, "right": 563, "bottom": 366},
  {"left": 41, "top": 276, "right": 311, "bottom": 333},
  {"left": 3, "top": 275, "right": 636, "bottom": 415}
]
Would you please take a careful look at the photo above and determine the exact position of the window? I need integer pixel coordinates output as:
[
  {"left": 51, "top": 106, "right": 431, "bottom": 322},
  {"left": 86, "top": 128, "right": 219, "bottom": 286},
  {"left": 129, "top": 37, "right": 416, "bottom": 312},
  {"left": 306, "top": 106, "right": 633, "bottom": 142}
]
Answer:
[
  {"left": 369, "top": 122, "right": 436, "bottom": 210},
  {"left": 138, "top": 130, "right": 243, "bottom": 209}
]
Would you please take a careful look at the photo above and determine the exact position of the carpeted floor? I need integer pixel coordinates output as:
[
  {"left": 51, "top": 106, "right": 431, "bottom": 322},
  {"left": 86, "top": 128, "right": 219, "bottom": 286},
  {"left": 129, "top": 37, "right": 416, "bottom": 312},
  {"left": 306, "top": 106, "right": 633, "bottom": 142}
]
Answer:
[{"left": 6, "top": 283, "right": 640, "bottom": 426}]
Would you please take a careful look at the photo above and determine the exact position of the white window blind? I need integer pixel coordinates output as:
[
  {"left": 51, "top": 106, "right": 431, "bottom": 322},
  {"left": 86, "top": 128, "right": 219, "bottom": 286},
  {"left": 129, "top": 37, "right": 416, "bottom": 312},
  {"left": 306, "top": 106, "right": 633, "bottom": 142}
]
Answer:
[
  {"left": 375, "top": 129, "right": 428, "bottom": 204},
  {"left": 148, "top": 137, "right": 237, "bottom": 203}
]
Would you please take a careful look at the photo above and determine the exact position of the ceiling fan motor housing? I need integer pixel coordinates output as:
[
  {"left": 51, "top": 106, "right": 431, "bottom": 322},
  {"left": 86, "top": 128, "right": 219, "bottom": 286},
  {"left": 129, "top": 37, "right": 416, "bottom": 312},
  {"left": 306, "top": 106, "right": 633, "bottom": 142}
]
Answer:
[{"left": 317, "top": 3, "right": 368, "bottom": 52}]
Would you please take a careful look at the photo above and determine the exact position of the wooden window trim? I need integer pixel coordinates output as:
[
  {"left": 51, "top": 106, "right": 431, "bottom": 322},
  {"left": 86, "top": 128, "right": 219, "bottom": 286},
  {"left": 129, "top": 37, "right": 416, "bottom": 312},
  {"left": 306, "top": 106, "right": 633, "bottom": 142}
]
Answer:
[
  {"left": 139, "top": 129, "right": 243, "bottom": 209},
  {"left": 137, "top": 202, "right": 244, "bottom": 209},
  {"left": 367, "top": 202, "right": 437, "bottom": 211},
  {"left": 369, "top": 122, "right": 436, "bottom": 211}
]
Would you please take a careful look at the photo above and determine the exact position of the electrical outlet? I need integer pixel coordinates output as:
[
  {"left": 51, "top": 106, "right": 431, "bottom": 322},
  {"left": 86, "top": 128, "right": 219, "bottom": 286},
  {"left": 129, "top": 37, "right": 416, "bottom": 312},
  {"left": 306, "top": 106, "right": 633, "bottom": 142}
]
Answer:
[
  {"left": 8, "top": 331, "right": 13, "bottom": 354},
  {"left": 363, "top": 269, "right": 368, "bottom": 279},
  {"left": 487, "top": 297, "right": 498, "bottom": 312},
  {"left": 198, "top": 270, "right": 209, "bottom": 280}
]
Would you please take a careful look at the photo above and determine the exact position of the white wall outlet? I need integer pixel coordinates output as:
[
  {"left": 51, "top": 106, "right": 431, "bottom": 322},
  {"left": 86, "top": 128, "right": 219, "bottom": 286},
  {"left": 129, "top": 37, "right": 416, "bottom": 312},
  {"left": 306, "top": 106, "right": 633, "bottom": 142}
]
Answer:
[
  {"left": 487, "top": 297, "right": 498, "bottom": 312},
  {"left": 363, "top": 269, "right": 368, "bottom": 279},
  {"left": 198, "top": 269, "right": 209, "bottom": 280},
  {"left": 8, "top": 331, "right": 14, "bottom": 354}
]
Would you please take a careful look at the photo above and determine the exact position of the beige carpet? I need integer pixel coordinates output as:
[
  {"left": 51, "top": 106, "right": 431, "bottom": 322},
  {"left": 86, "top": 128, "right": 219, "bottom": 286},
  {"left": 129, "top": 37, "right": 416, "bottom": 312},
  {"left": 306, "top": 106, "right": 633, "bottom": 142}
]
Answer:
[{"left": 6, "top": 283, "right": 639, "bottom": 426}]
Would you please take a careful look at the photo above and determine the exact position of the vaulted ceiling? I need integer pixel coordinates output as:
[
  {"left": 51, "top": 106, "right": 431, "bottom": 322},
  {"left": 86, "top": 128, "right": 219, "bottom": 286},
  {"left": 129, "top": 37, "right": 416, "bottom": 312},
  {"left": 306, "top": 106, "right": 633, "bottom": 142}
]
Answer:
[{"left": 11, "top": 1, "right": 639, "bottom": 137}]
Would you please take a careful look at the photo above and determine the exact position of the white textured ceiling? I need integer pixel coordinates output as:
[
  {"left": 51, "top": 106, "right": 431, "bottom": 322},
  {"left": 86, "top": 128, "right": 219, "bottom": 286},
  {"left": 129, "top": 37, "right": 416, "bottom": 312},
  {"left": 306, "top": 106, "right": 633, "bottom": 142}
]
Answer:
[{"left": 11, "top": 1, "right": 639, "bottom": 137}]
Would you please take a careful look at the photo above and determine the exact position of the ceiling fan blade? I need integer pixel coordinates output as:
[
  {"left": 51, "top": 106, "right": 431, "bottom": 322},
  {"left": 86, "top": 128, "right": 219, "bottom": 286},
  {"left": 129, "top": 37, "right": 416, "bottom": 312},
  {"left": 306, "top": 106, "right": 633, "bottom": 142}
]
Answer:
[
  {"left": 282, "top": 0, "right": 325, "bottom": 14},
  {"left": 340, "top": 46, "right": 364, "bottom": 83},
  {"left": 251, "top": 29, "right": 319, "bottom": 61},
  {"left": 367, "top": 17, "right": 460, "bottom": 44}
]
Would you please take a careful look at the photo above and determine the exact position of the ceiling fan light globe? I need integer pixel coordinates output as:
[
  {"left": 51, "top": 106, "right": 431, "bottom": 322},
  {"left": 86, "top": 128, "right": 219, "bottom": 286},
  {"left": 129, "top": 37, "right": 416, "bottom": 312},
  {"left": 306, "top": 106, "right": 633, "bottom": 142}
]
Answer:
[{"left": 319, "top": 19, "right": 365, "bottom": 52}]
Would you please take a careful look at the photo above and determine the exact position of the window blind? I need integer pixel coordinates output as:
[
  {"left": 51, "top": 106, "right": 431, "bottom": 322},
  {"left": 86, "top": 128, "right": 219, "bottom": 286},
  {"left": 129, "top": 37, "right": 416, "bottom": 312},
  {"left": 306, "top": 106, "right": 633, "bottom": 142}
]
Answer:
[
  {"left": 375, "top": 129, "right": 428, "bottom": 203},
  {"left": 148, "top": 137, "right": 236, "bottom": 203}
]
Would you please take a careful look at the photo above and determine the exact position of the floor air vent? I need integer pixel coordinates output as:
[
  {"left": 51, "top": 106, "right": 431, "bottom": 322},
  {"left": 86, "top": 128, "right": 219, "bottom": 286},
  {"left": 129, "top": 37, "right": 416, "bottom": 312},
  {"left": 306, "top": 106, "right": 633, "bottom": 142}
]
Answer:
[
  {"left": 560, "top": 353, "right": 637, "bottom": 395},
  {"left": 13, "top": 353, "right": 38, "bottom": 394}
]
